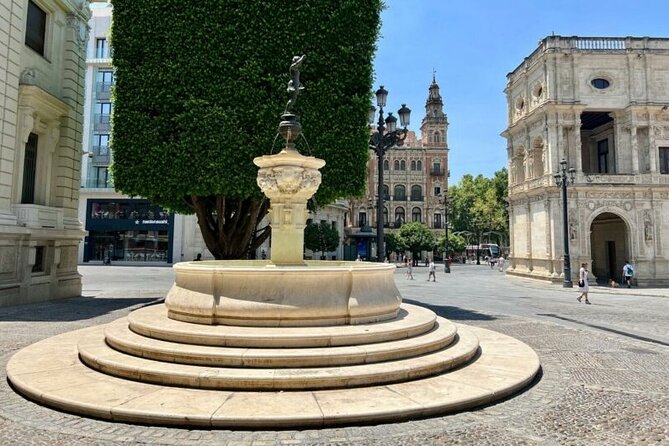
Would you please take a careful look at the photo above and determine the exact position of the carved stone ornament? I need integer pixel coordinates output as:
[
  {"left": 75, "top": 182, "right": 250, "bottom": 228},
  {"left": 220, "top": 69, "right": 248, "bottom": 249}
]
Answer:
[
  {"left": 66, "top": 14, "right": 88, "bottom": 50},
  {"left": 643, "top": 210, "right": 653, "bottom": 241},
  {"left": 256, "top": 166, "right": 322, "bottom": 201}
]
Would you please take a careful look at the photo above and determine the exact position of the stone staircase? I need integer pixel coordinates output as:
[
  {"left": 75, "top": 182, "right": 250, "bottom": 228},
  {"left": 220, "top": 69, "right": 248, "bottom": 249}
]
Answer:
[{"left": 7, "top": 302, "right": 540, "bottom": 428}]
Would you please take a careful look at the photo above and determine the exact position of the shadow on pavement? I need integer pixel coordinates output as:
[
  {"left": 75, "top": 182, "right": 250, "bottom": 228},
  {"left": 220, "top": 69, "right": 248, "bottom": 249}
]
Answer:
[
  {"left": 0, "top": 296, "right": 160, "bottom": 322},
  {"left": 404, "top": 298, "right": 497, "bottom": 321}
]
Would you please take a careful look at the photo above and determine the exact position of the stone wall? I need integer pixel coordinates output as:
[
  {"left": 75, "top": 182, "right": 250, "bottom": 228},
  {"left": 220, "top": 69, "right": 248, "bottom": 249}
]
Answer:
[{"left": 0, "top": 0, "right": 88, "bottom": 307}]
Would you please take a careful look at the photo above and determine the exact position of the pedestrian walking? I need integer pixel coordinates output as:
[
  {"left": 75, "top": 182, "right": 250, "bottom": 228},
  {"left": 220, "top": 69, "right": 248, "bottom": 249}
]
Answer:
[
  {"left": 622, "top": 260, "right": 634, "bottom": 288},
  {"left": 405, "top": 259, "right": 414, "bottom": 280},
  {"left": 577, "top": 262, "right": 591, "bottom": 304},
  {"left": 427, "top": 259, "right": 436, "bottom": 282},
  {"left": 497, "top": 255, "right": 506, "bottom": 272}
]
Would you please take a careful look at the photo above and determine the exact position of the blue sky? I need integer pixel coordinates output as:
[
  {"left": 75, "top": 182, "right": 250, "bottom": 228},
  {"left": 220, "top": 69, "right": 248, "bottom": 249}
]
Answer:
[{"left": 374, "top": 0, "right": 669, "bottom": 183}]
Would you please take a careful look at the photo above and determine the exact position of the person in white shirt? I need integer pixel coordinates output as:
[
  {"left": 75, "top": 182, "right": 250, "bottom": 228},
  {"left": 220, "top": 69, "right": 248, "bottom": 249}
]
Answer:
[
  {"left": 622, "top": 260, "right": 633, "bottom": 288},
  {"left": 427, "top": 259, "right": 436, "bottom": 282},
  {"left": 577, "top": 262, "right": 591, "bottom": 304}
]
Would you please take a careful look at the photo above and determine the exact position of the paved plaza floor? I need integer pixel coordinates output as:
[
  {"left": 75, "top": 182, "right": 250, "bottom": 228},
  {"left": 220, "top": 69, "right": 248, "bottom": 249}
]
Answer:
[{"left": 0, "top": 263, "right": 667, "bottom": 445}]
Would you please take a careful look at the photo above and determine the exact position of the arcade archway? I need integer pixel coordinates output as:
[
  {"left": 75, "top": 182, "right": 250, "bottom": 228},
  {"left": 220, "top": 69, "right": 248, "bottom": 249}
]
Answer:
[{"left": 589, "top": 212, "right": 629, "bottom": 283}]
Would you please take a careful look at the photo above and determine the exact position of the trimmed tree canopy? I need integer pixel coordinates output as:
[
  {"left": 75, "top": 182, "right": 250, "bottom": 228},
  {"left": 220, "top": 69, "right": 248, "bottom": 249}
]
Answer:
[{"left": 110, "top": 0, "right": 382, "bottom": 258}]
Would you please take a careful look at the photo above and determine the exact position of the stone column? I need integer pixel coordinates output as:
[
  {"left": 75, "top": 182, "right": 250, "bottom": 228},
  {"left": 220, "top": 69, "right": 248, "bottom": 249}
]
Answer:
[{"left": 630, "top": 126, "right": 640, "bottom": 173}]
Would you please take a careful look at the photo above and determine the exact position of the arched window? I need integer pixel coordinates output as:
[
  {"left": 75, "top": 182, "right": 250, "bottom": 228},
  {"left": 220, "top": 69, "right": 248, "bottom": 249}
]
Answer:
[
  {"left": 400, "top": 160, "right": 406, "bottom": 171},
  {"left": 411, "top": 185, "right": 422, "bottom": 201},
  {"left": 394, "top": 207, "right": 405, "bottom": 226},
  {"left": 382, "top": 184, "right": 390, "bottom": 201},
  {"left": 416, "top": 160, "right": 422, "bottom": 171},
  {"left": 433, "top": 131, "right": 440, "bottom": 143},
  {"left": 383, "top": 159, "right": 389, "bottom": 170},
  {"left": 393, "top": 160, "right": 400, "bottom": 170},
  {"left": 434, "top": 213, "right": 442, "bottom": 228},
  {"left": 383, "top": 207, "right": 388, "bottom": 226},
  {"left": 411, "top": 160, "right": 417, "bottom": 171},
  {"left": 394, "top": 184, "right": 406, "bottom": 200},
  {"left": 412, "top": 207, "right": 422, "bottom": 222}
]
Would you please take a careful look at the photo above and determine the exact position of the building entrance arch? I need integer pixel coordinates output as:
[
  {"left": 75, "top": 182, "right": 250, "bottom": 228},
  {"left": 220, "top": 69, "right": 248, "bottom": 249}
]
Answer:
[{"left": 589, "top": 212, "right": 629, "bottom": 284}]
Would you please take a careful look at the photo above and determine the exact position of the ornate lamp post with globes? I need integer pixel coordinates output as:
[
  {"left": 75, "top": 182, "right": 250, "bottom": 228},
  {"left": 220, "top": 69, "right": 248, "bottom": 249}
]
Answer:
[
  {"left": 553, "top": 158, "right": 576, "bottom": 288},
  {"left": 368, "top": 86, "right": 411, "bottom": 262}
]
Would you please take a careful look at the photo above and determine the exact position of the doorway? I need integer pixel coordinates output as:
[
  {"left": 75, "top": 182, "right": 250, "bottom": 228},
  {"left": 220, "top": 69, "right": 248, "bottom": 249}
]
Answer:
[{"left": 590, "top": 212, "right": 628, "bottom": 283}]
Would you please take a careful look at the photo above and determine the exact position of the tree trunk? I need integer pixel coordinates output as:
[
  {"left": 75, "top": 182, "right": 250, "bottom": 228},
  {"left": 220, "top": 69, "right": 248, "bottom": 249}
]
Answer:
[{"left": 189, "top": 195, "right": 270, "bottom": 260}]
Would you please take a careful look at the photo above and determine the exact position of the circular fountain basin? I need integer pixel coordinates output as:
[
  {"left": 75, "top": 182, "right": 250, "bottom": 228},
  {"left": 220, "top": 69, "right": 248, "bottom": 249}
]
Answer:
[{"left": 165, "top": 260, "right": 401, "bottom": 327}]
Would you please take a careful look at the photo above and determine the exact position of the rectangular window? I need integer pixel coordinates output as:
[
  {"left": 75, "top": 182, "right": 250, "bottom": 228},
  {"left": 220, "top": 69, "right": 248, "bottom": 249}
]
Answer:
[
  {"left": 358, "top": 212, "right": 367, "bottom": 227},
  {"left": 434, "top": 186, "right": 441, "bottom": 196},
  {"left": 434, "top": 214, "right": 442, "bottom": 228},
  {"left": 32, "top": 246, "right": 45, "bottom": 273},
  {"left": 21, "top": 133, "right": 38, "bottom": 204},
  {"left": 94, "top": 134, "right": 110, "bottom": 154},
  {"left": 25, "top": 0, "right": 47, "bottom": 55},
  {"left": 660, "top": 147, "right": 669, "bottom": 174},
  {"left": 93, "top": 167, "right": 109, "bottom": 188},
  {"left": 597, "top": 139, "right": 609, "bottom": 173},
  {"left": 96, "top": 38, "right": 108, "bottom": 58}
]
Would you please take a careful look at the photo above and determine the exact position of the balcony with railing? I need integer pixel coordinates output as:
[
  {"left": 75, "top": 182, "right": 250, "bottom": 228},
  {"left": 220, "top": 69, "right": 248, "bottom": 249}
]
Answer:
[
  {"left": 430, "top": 168, "right": 445, "bottom": 176},
  {"left": 91, "top": 145, "right": 111, "bottom": 166},
  {"left": 94, "top": 114, "right": 111, "bottom": 131},
  {"left": 394, "top": 194, "right": 407, "bottom": 201},
  {"left": 82, "top": 178, "right": 113, "bottom": 189},
  {"left": 410, "top": 195, "right": 424, "bottom": 202},
  {"left": 96, "top": 82, "right": 113, "bottom": 100}
]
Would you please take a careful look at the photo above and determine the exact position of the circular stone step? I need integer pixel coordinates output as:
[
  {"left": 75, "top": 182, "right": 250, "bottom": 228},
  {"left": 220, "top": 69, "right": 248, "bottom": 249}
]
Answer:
[
  {"left": 104, "top": 317, "right": 458, "bottom": 368},
  {"left": 79, "top": 321, "right": 479, "bottom": 390},
  {"left": 7, "top": 323, "right": 540, "bottom": 428},
  {"left": 128, "top": 303, "right": 437, "bottom": 348}
]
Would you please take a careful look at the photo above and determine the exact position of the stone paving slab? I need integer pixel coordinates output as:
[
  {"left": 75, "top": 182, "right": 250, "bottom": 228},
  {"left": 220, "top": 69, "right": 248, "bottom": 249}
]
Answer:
[{"left": 0, "top": 265, "right": 667, "bottom": 444}]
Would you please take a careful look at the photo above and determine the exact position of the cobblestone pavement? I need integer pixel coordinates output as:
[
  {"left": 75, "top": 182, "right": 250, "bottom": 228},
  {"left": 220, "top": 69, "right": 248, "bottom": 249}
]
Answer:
[{"left": 0, "top": 264, "right": 667, "bottom": 445}]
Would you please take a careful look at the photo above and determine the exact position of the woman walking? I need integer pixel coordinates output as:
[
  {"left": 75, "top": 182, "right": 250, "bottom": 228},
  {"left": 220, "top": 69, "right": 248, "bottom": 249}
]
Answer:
[{"left": 577, "top": 262, "right": 591, "bottom": 304}]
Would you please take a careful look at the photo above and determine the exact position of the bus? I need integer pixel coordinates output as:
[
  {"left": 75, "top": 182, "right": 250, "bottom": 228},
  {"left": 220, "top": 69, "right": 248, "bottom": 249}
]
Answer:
[{"left": 464, "top": 243, "right": 500, "bottom": 260}]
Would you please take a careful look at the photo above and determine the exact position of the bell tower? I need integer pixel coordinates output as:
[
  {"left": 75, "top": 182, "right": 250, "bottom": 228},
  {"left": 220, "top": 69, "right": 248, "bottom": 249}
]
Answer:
[{"left": 420, "top": 73, "right": 449, "bottom": 148}]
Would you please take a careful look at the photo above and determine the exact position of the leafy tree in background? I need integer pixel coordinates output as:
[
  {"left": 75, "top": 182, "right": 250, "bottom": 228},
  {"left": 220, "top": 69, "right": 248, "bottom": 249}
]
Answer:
[
  {"left": 398, "top": 222, "right": 435, "bottom": 261},
  {"left": 385, "top": 232, "right": 406, "bottom": 258},
  {"left": 110, "top": 0, "right": 382, "bottom": 259},
  {"left": 304, "top": 222, "right": 340, "bottom": 260},
  {"left": 449, "top": 168, "right": 509, "bottom": 249},
  {"left": 436, "top": 233, "right": 466, "bottom": 257}
]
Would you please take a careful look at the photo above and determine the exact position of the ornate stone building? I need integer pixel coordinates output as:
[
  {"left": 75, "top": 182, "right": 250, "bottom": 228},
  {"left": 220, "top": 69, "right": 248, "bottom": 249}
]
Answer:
[
  {"left": 0, "top": 0, "right": 90, "bottom": 306},
  {"left": 347, "top": 77, "right": 449, "bottom": 260},
  {"left": 503, "top": 36, "right": 669, "bottom": 286}
]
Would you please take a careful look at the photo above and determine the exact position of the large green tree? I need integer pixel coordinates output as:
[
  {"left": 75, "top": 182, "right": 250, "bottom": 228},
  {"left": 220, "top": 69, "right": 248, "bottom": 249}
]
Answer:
[
  {"left": 398, "top": 222, "right": 435, "bottom": 261},
  {"left": 304, "top": 222, "right": 340, "bottom": 259},
  {"left": 110, "top": 0, "right": 382, "bottom": 259},
  {"left": 449, "top": 168, "right": 509, "bottom": 247}
]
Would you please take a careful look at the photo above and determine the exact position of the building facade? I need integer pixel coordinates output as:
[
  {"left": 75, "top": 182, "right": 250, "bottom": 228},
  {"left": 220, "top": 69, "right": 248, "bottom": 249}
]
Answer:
[
  {"left": 504, "top": 36, "right": 669, "bottom": 286},
  {"left": 0, "top": 0, "right": 89, "bottom": 306},
  {"left": 347, "top": 78, "right": 450, "bottom": 260},
  {"left": 78, "top": 2, "right": 181, "bottom": 265}
]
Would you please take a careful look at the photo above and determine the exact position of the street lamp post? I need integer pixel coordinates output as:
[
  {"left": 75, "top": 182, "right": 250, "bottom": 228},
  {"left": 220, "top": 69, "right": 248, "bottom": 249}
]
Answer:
[
  {"left": 368, "top": 86, "right": 411, "bottom": 262},
  {"left": 439, "top": 194, "right": 450, "bottom": 273},
  {"left": 554, "top": 158, "right": 576, "bottom": 288}
]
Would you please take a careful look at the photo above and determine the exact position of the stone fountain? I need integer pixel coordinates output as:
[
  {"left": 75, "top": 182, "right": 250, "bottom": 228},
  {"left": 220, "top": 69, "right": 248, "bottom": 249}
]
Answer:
[{"left": 6, "top": 57, "right": 539, "bottom": 428}]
